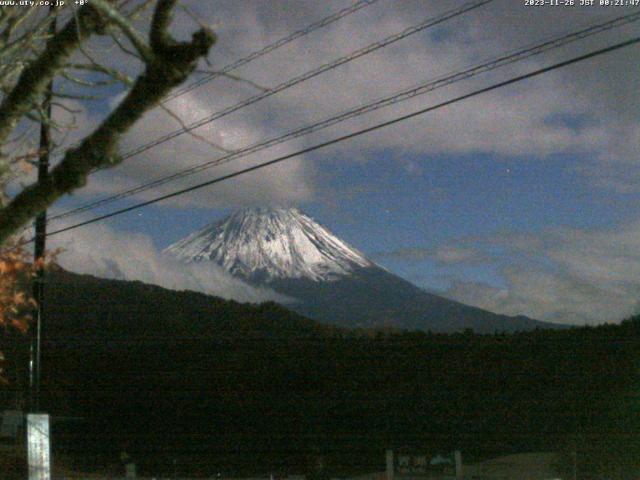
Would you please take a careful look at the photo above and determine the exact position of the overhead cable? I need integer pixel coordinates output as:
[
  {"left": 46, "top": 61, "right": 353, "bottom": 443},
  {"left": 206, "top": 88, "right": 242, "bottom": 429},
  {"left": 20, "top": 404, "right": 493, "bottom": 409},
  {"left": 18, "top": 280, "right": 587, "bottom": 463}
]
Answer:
[
  {"left": 117, "top": 0, "right": 495, "bottom": 161},
  {"left": 162, "top": 0, "right": 384, "bottom": 103},
  {"left": 38, "top": 35, "right": 640, "bottom": 240},
  {"left": 47, "top": 11, "right": 640, "bottom": 223}
]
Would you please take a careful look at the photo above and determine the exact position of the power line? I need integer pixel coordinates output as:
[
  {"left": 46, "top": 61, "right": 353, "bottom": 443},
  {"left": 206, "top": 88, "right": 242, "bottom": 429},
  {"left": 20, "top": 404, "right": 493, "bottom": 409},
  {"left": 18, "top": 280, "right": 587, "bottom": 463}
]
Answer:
[
  {"left": 44, "top": 0, "right": 382, "bottom": 160},
  {"left": 30, "top": 0, "right": 57, "bottom": 417},
  {"left": 46, "top": 11, "right": 640, "bottom": 223},
  {"left": 38, "top": 0, "right": 493, "bottom": 227},
  {"left": 39, "top": 36, "right": 640, "bottom": 240},
  {"left": 46, "top": 0, "right": 493, "bottom": 222},
  {"left": 114, "top": 0, "right": 495, "bottom": 162},
  {"left": 163, "top": 0, "right": 383, "bottom": 103}
]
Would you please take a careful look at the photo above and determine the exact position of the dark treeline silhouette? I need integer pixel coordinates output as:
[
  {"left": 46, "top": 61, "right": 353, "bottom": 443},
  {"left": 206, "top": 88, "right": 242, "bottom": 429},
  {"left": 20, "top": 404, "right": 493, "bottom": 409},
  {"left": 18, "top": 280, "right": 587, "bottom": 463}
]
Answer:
[{"left": 2, "top": 269, "right": 638, "bottom": 478}]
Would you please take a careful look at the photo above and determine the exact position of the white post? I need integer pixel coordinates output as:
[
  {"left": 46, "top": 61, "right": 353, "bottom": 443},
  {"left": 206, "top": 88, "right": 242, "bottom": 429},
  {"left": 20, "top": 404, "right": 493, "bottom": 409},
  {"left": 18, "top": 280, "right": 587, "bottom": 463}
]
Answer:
[
  {"left": 126, "top": 462, "right": 137, "bottom": 479},
  {"left": 27, "top": 413, "right": 51, "bottom": 480},
  {"left": 454, "top": 450, "right": 462, "bottom": 478},
  {"left": 385, "top": 450, "right": 394, "bottom": 480}
]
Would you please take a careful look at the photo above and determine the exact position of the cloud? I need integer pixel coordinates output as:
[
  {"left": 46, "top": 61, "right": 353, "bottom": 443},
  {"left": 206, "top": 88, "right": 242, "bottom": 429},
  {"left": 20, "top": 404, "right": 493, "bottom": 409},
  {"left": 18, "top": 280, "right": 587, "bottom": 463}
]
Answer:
[
  {"left": 434, "top": 246, "right": 486, "bottom": 264},
  {"left": 8, "top": 1, "right": 639, "bottom": 325},
  {"left": 190, "top": 0, "right": 639, "bottom": 174},
  {"left": 374, "top": 245, "right": 486, "bottom": 265},
  {"left": 573, "top": 123, "right": 640, "bottom": 192},
  {"left": 42, "top": 0, "right": 638, "bottom": 209},
  {"left": 440, "top": 222, "right": 640, "bottom": 325},
  {"left": 48, "top": 221, "right": 291, "bottom": 305},
  {"left": 81, "top": 88, "right": 316, "bottom": 210}
]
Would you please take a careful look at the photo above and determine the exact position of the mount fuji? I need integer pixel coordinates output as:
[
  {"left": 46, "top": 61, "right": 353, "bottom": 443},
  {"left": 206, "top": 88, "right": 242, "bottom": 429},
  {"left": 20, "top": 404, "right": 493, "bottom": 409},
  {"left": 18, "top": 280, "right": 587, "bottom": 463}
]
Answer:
[
  {"left": 165, "top": 207, "right": 560, "bottom": 333},
  {"left": 165, "top": 207, "right": 373, "bottom": 282}
]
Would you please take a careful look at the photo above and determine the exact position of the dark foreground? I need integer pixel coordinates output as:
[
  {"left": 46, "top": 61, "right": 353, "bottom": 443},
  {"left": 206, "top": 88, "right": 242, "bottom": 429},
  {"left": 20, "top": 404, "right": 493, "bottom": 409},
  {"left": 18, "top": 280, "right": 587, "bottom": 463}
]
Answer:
[{"left": 1, "top": 270, "right": 638, "bottom": 479}]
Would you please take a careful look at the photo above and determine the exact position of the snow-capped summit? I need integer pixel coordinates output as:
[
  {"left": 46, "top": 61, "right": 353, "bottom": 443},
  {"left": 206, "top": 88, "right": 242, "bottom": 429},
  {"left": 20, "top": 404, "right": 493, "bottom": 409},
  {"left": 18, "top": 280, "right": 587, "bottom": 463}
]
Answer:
[{"left": 164, "top": 207, "right": 372, "bottom": 282}]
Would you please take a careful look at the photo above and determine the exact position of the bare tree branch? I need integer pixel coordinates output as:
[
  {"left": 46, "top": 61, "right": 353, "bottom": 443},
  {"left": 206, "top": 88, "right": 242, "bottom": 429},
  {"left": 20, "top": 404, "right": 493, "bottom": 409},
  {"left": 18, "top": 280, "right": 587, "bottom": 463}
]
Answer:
[
  {"left": 91, "top": 0, "right": 154, "bottom": 64},
  {"left": 159, "top": 102, "right": 232, "bottom": 153},
  {"left": 0, "top": 5, "right": 107, "bottom": 150},
  {"left": 66, "top": 62, "right": 134, "bottom": 86},
  {"left": 0, "top": 1, "right": 216, "bottom": 243},
  {"left": 108, "top": 29, "right": 143, "bottom": 60},
  {"left": 59, "top": 69, "right": 122, "bottom": 88},
  {"left": 150, "top": 0, "right": 177, "bottom": 51}
]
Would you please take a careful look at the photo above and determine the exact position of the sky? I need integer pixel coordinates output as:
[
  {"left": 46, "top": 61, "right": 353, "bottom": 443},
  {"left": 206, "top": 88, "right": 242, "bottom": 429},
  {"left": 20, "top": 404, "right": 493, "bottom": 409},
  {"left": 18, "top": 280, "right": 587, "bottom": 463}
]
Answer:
[{"left": 12, "top": 0, "right": 640, "bottom": 325}]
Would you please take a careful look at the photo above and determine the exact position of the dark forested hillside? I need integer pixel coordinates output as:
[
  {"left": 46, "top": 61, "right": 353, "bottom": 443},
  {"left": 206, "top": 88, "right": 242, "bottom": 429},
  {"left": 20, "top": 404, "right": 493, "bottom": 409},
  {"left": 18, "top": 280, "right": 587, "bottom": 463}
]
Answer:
[{"left": 2, "top": 270, "right": 638, "bottom": 479}]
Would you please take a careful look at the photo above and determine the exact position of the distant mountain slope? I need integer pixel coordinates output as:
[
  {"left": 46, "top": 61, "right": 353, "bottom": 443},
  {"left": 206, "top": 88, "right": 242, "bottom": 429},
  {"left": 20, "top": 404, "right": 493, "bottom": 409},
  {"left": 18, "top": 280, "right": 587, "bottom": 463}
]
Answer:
[
  {"left": 166, "top": 207, "right": 563, "bottom": 333},
  {"left": 270, "top": 265, "right": 552, "bottom": 333}
]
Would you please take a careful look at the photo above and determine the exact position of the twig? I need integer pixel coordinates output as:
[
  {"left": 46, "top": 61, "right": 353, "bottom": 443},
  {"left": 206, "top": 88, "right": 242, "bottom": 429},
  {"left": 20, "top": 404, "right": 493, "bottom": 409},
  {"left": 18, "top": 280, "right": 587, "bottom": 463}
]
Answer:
[
  {"left": 90, "top": 0, "right": 154, "bottom": 64},
  {"left": 159, "top": 103, "right": 232, "bottom": 154},
  {"left": 0, "top": 4, "right": 107, "bottom": 147},
  {"left": 0, "top": 0, "right": 216, "bottom": 243}
]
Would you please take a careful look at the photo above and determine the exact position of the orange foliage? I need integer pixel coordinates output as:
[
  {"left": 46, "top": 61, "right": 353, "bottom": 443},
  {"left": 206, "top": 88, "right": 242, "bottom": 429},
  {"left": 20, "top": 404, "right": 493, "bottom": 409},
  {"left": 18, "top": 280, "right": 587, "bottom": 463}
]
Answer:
[
  {"left": 0, "top": 242, "right": 36, "bottom": 333},
  {"left": 0, "top": 240, "right": 57, "bottom": 383}
]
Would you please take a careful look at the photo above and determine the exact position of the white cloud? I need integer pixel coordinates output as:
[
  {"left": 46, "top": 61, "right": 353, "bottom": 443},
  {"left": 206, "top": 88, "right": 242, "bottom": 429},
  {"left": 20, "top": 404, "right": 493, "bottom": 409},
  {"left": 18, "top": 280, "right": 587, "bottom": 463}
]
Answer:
[
  {"left": 81, "top": 87, "right": 316, "bottom": 210},
  {"left": 374, "top": 245, "right": 486, "bottom": 265},
  {"left": 442, "top": 222, "right": 640, "bottom": 325},
  {"left": 434, "top": 246, "right": 484, "bottom": 264},
  {"left": 3, "top": 0, "right": 630, "bottom": 211},
  {"left": 49, "top": 221, "right": 291, "bottom": 305},
  {"left": 29, "top": 0, "right": 632, "bottom": 210}
]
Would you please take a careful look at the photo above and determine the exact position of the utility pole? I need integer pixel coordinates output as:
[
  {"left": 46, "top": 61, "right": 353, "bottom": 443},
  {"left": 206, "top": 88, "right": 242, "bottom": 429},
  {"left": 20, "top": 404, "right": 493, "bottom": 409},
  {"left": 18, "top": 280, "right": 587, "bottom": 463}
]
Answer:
[
  {"left": 26, "top": 5, "right": 56, "bottom": 480},
  {"left": 29, "top": 1, "right": 56, "bottom": 415}
]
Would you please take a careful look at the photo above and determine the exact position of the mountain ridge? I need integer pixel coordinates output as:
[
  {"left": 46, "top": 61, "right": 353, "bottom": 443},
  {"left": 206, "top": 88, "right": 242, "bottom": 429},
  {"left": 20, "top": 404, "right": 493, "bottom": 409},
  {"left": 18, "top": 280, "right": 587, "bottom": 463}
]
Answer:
[{"left": 166, "top": 207, "right": 564, "bottom": 333}]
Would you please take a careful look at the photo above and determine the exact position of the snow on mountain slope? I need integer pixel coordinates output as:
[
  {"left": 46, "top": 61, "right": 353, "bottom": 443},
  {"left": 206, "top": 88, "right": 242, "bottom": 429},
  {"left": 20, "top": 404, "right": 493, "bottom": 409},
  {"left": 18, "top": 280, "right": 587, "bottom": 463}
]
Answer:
[
  {"left": 164, "top": 207, "right": 372, "bottom": 282},
  {"left": 164, "top": 207, "right": 559, "bottom": 332}
]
